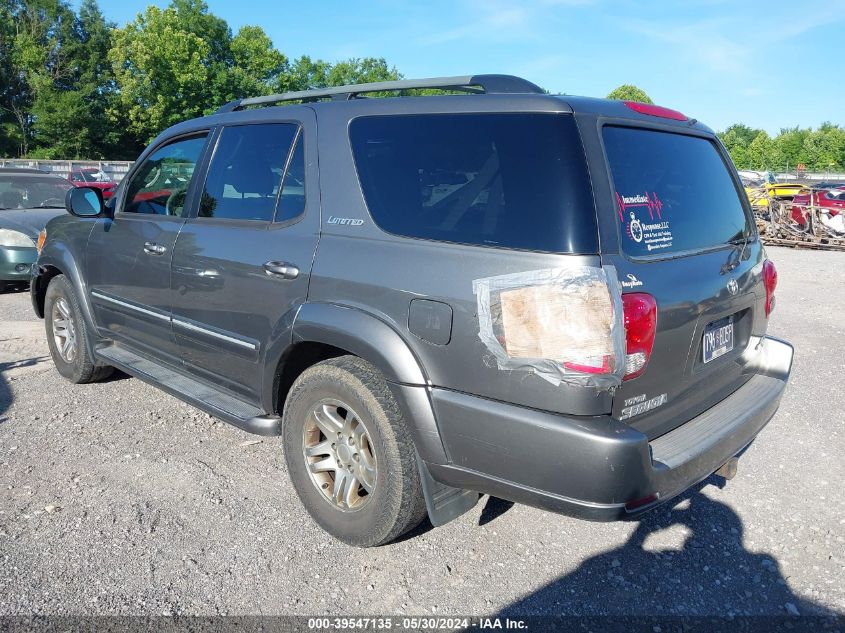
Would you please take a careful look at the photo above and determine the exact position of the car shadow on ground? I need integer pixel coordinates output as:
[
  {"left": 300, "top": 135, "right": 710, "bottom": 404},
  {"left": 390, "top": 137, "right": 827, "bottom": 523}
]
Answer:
[
  {"left": 0, "top": 356, "right": 46, "bottom": 423},
  {"left": 498, "top": 481, "right": 842, "bottom": 621}
]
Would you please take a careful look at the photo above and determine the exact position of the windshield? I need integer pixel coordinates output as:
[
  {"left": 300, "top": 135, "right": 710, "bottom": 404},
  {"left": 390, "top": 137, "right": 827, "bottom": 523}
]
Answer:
[
  {"left": 0, "top": 174, "right": 72, "bottom": 209},
  {"left": 604, "top": 127, "right": 752, "bottom": 256},
  {"left": 79, "top": 170, "right": 112, "bottom": 183}
]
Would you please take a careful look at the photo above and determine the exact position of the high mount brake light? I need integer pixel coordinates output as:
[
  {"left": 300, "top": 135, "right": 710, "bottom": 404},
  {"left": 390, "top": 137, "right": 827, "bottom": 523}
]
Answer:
[
  {"left": 763, "top": 259, "right": 777, "bottom": 317},
  {"left": 623, "top": 101, "right": 688, "bottom": 121},
  {"left": 622, "top": 293, "right": 657, "bottom": 380}
]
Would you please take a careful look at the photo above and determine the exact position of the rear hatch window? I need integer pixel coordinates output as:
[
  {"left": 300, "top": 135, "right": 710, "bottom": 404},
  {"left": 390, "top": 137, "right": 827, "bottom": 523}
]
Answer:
[
  {"left": 604, "top": 126, "right": 751, "bottom": 257},
  {"left": 349, "top": 113, "right": 597, "bottom": 254}
]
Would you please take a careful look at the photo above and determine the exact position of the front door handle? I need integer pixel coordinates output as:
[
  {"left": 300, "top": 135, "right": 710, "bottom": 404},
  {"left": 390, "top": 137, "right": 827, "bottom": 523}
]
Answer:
[
  {"left": 263, "top": 261, "right": 299, "bottom": 279},
  {"left": 143, "top": 241, "right": 167, "bottom": 255}
]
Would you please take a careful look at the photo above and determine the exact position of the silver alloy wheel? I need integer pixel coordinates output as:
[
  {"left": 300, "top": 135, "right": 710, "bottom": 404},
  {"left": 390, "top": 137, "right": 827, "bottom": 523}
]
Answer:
[
  {"left": 51, "top": 297, "right": 77, "bottom": 363},
  {"left": 302, "top": 399, "right": 377, "bottom": 512}
]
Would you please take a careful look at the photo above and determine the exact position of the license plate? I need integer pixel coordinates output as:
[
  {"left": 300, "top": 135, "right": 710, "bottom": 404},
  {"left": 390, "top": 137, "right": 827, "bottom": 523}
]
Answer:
[{"left": 703, "top": 316, "right": 734, "bottom": 363}]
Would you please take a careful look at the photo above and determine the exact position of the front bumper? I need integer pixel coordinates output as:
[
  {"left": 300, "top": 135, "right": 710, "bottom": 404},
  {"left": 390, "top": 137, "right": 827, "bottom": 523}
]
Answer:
[
  {"left": 0, "top": 246, "right": 37, "bottom": 283},
  {"left": 427, "top": 336, "right": 794, "bottom": 521}
]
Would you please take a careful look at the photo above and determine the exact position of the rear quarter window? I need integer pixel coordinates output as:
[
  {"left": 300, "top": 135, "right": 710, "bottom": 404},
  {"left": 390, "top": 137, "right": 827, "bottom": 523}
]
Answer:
[
  {"left": 349, "top": 113, "right": 597, "bottom": 254},
  {"left": 603, "top": 126, "right": 751, "bottom": 257}
]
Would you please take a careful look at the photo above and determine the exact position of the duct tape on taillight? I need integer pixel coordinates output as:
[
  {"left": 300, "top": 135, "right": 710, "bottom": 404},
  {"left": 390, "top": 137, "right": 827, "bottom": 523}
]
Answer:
[{"left": 472, "top": 265, "right": 625, "bottom": 391}]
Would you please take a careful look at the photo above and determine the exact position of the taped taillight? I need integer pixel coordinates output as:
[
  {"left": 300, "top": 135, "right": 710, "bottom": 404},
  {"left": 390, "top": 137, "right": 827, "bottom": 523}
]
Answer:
[
  {"left": 622, "top": 293, "right": 656, "bottom": 380},
  {"left": 763, "top": 259, "right": 777, "bottom": 316}
]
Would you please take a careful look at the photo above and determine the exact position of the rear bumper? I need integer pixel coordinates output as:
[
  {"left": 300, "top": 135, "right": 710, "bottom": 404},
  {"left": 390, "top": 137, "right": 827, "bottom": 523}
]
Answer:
[
  {"left": 427, "top": 336, "right": 793, "bottom": 521},
  {"left": 0, "top": 246, "right": 36, "bottom": 283}
]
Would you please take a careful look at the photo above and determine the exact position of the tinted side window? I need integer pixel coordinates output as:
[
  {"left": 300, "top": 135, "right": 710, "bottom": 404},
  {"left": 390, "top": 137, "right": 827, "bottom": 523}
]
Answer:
[
  {"left": 603, "top": 126, "right": 751, "bottom": 256},
  {"left": 349, "top": 113, "right": 597, "bottom": 253},
  {"left": 123, "top": 135, "right": 207, "bottom": 216},
  {"left": 199, "top": 123, "right": 298, "bottom": 222},
  {"left": 275, "top": 131, "right": 305, "bottom": 223}
]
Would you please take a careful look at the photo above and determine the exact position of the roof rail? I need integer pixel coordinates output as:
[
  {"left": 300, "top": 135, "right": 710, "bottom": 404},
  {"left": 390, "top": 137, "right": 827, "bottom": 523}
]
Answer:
[{"left": 216, "top": 74, "right": 544, "bottom": 113}]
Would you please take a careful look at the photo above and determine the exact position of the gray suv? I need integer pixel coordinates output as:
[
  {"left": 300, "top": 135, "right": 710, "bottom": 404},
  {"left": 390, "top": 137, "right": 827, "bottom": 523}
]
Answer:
[{"left": 31, "top": 75, "right": 793, "bottom": 546}]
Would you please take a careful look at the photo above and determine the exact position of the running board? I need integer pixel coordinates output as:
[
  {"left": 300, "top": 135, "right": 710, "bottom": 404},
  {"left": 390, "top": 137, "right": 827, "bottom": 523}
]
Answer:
[{"left": 95, "top": 345, "right": 282, "bottom": 436}]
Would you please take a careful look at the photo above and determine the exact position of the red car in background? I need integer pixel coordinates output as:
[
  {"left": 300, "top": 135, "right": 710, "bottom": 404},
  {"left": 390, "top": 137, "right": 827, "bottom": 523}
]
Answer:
[
  {"left": 791, "top": 187, "right": 845, "bottom": 234},
  {"left": 68, "top": 167, "right": 116, "bottom": 199}
]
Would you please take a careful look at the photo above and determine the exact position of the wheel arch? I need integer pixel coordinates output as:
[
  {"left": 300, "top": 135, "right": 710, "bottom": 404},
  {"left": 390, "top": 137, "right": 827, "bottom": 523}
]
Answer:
[
  {"left": 289, "top": 302, "right": 427, "bottom": 384},
  {"left": 34, "top": 245, "right": 101, "bottom": 361},
  {"left": 265, "top": 303, "right": 449, "bottom": 466}
]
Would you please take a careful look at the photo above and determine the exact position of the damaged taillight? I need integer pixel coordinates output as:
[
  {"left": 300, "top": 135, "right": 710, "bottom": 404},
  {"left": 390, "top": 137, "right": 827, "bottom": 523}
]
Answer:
[
  {"left": 622, "top": 293, "right": 656, "bottom": 380},
  {"left": 763, "top": 259, "right": 777, "bottom": 317}
]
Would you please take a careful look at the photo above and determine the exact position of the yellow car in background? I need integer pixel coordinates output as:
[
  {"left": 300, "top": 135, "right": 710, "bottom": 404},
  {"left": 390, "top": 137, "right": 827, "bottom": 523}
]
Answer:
[{"left": 739, "top": 171, "right": 806, "bottom": 208}]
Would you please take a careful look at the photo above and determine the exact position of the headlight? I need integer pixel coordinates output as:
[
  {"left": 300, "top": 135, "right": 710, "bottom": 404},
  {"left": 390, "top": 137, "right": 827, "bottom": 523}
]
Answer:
[{"left": 0, "top": 229, "right": 36, "bottom": 248}]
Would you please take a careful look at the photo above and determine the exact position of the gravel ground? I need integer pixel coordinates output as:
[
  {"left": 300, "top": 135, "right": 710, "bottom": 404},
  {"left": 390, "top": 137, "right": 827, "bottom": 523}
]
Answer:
[{"left": 0, "top": 246, "right": 843, "bottom": 618}]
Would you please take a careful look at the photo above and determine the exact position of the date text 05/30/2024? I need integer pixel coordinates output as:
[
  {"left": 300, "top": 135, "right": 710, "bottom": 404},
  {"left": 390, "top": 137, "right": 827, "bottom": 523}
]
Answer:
[{"left": 306, "top": 617, "right": 528, "bottom": 630}]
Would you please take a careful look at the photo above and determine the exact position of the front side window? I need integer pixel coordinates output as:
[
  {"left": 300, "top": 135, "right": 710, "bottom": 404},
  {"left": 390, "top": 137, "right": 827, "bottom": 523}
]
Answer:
[
  {"left": 199, "top": 123, "right": 299, "bottom": 222},
  {"left": 604, "top": 126, "right": 751, "bottom": 257},
  {"left": 123, "top": 135, "right": 208, "bottom": 216},
  {"left": 349, "top": 113, "right": 597, "bottom": 253}
]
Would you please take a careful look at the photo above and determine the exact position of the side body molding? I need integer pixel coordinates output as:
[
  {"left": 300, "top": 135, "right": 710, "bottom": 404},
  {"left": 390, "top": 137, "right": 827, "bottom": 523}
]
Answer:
[{"left": 292, "top": 302, "right": 427, "bottom": 385}]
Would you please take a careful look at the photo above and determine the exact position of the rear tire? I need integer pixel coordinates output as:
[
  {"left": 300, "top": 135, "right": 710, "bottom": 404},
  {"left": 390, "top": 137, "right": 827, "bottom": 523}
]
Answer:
[
  {"left": 282, "top": 356, "right": 427, "bottom": 547},
  {"left": 44, "top": 275, "right": 113, "bottom": 384}
]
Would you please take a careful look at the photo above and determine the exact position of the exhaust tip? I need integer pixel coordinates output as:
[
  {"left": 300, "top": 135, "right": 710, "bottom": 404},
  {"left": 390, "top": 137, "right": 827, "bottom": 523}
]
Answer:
[{"left": 715, "top": 457, "right": 739, "bottom": 480}]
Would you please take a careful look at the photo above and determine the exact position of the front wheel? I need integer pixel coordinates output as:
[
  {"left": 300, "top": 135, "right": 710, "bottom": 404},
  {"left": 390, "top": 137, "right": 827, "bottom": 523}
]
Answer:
[
  {"left": 44, "top": 275, "right": 113, "bottom": 384},
  {"left": 282, "top": 356, "right": 427, "bottom": 547}
]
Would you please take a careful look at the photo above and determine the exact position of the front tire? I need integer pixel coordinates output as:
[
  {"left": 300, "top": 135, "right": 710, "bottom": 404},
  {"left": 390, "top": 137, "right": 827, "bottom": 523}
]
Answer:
[
  {"left": 44, "top": 275, "right": 113, "bottom": 384},
  {"left": 282, "top": 356, "right": 427, "bottom": 547}
]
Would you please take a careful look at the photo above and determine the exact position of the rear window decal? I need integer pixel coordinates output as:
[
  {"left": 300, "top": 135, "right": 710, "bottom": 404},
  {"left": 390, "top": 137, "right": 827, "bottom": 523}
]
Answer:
[{"left": 617, "top": 191, "right": 674, "bottom": 252}]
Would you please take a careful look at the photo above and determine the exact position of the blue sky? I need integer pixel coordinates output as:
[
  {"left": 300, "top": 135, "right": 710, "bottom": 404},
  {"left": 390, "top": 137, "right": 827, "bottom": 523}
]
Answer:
[{"left": 88, "top": 0, "right": 844, "bottom": 134}]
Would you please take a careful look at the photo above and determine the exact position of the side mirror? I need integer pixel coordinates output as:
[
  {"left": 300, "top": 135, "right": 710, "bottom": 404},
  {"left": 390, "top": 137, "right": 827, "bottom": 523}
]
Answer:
[{"left": 65, "top": 186, "right": 105, "bottom": 217}]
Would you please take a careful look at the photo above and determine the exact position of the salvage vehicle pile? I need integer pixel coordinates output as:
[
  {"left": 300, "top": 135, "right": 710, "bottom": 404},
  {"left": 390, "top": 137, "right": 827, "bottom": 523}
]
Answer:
[{"left": 741, "top": 174, "right": 845, "bottom": 250}]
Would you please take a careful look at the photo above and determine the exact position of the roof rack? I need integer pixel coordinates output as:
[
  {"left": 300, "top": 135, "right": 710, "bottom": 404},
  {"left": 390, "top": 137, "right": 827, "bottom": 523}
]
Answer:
[{"left": 216, "top": 74, "right": 544, "bottom": 113}]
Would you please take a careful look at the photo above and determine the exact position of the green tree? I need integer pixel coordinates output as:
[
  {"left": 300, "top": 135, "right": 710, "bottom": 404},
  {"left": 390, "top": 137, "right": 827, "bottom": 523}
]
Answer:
[
  {"left": 771, "top": 126, "right": 810, "bottom": 171},
  {"left": 108, "top": 3, "right": 218, "bottom": 144},
  {"left": 0, "top": 1, "right": 29, "bottom": 156},
  {"left": 228, "top": 26, "right": 288, "bottom": 98},
  {"left": 108, "top": 0, "right": 296, "bottom": 146},
  {"left": 280, "top": 55, "right": 400, "bottom": 92},
  {"left": 29, "top": 0, "right": 120, "bottom": 158},
  {"left": 800, "top": 124, "right": 845, "bottom": 171},
  {"left": 606, "top": 84, "right": 653, "bottom": 104},
  {"left": 747, "top": 131, "right": 774, "bottom": 170}
]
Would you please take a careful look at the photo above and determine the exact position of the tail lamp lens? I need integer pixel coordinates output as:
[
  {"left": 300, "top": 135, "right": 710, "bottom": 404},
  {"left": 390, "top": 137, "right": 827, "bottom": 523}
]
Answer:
[
  {"left": 623, "top": 101, "right": 687, "bottom": 121},
  {"left": 622, "top": 293, "right": 657, "bottom": 380},
  {"left": 763, "top": 259, "right": 777, "bottom": 316}
]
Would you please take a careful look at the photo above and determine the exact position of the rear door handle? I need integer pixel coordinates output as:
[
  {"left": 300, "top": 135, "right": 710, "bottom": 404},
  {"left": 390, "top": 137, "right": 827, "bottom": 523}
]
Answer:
[
  {"left": 143, "top": 241, "right": 167, "bottom": 255},
  {"left": 263, "top": 261, "right": 299, "bottom": 279}
]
